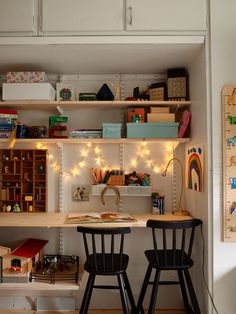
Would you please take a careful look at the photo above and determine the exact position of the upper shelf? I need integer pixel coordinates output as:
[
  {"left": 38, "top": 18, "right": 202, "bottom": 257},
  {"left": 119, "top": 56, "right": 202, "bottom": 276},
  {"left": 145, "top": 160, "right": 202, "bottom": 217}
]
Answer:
[
  {"left": 0, "top": 100, "right": 191, "bottom": 111},
  {"left": 0, "top": 36, "right": 204, "bottom": 74}
]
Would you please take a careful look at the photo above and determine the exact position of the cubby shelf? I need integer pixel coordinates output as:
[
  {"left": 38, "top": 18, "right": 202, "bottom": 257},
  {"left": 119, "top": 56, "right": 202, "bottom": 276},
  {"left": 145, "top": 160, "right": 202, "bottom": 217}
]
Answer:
[{"left": 0, "top": 100, "right": 191, "bottom": 111}]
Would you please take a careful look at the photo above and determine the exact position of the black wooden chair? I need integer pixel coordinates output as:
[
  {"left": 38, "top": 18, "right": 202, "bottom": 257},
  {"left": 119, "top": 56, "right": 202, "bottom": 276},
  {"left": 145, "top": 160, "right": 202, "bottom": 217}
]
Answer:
[
  {"left": 136, "top": 219, "right": 202, "bottom": 314},
  {"left": 77, "top": 226, "right": 136, "bottom": 314}
]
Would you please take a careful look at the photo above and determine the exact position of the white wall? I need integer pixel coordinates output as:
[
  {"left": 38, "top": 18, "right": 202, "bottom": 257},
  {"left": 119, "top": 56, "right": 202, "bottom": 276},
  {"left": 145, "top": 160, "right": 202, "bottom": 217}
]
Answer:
[{"left": 210, "top": 1, "right": 236, "bottom": 313}]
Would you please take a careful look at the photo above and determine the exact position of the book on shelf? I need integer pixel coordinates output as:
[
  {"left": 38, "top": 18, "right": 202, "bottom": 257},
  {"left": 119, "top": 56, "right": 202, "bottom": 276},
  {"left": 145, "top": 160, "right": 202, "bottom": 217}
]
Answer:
[{"left": 65, "top": 211, "right": 136, "bottom": 224}]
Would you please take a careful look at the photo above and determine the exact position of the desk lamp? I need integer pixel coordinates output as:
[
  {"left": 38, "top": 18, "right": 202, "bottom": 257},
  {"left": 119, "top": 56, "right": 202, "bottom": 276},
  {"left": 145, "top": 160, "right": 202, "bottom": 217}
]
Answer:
[{"left": 162, "top": 157, "right": 190, "bottom": 216}]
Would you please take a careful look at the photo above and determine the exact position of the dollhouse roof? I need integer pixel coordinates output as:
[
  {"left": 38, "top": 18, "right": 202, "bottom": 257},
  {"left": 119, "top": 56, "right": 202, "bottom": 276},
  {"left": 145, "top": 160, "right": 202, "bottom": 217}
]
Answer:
[{"left": 10, "top": 238, "right": 48, "bottom": 259}]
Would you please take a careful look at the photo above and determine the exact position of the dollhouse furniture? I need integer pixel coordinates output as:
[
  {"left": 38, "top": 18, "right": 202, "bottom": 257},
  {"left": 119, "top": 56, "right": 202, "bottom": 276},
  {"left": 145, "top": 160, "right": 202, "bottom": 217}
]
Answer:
[
  {"left": 77, "top": 226, "right": 136, "bottom": 314},
  {"left": 136, "top": 219, "right": 202, "bottom": 314}
]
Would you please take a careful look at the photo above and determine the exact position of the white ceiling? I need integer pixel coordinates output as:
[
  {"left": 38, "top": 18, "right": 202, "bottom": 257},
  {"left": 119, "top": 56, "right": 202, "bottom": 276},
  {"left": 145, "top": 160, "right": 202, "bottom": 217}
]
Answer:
[{"left": 0, "top": 37, "right": 204, "bottom": 74}]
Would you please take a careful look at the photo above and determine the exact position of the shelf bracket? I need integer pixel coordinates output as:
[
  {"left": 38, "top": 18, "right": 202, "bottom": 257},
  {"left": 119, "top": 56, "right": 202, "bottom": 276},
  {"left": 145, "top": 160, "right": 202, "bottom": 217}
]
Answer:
[
  {"left": 56, "top": 105, "right": 64, "bottom": 115},
  {"left": 174, "top": 103, "right": 180, "bottom": 114}
]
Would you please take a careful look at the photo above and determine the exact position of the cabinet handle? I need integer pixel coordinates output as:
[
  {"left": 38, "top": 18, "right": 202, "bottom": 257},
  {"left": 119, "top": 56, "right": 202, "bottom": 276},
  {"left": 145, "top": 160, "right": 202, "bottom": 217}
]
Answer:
[{"left": 128, "top": 6, "right": 133, "bottom": 26}]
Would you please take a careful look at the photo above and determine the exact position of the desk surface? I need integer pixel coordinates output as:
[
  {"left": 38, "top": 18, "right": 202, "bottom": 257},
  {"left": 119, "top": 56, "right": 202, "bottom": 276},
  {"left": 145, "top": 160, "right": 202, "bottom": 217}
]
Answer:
[{"left": 0, "top": 212, "right": 193, "bottom": 228}]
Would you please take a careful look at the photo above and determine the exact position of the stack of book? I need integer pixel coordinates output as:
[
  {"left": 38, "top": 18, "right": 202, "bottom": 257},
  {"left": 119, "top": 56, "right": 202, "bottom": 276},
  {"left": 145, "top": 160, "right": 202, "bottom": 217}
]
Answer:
[
  {"left": 0, "top": 109, "right": 17, "bottom": 138},
  {"left": 69, "top": 129, "right": 102, "bottom": 139}
]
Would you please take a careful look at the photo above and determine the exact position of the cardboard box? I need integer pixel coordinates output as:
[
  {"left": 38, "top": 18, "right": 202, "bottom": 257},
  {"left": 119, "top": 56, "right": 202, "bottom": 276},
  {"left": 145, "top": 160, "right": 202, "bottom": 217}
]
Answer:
[
  {"left": 6, "top": 72, "right": 47, "bottom": 83},
  {"left": 147, "top": 113, "right": 175, "bottom": 122},
  {"left": 127, "top": 122, "right": 179, "bottom": 138},
  {"left": 150, "top": 107, "right": 170, "bottom": 113},
  {"left": 2, "top": 83, "right": 55, "bottom": 101},
  {"left": 127, "top": 107, "right": 145, "bottom": 122}
]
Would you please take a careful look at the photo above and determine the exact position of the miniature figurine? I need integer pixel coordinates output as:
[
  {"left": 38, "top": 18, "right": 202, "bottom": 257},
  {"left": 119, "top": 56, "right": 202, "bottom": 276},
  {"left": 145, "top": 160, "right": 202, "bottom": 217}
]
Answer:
[
  {"left": 4, "top": 166, "right": 11, "bottom": 174},
  {"left": 3, "top": 155, "right": 9, "bottom": 161},
  {"left": 6, "top": 204, "right": 11, "bottom": 212},
  {"left": 2, "top": 204, "right": 6, "bottom": 212},
  {"left": 13, "top": 203, "right": 21, "bottom": 213},
  {"left": 38, "top": 164, "right": 45, "bottom": 175}
]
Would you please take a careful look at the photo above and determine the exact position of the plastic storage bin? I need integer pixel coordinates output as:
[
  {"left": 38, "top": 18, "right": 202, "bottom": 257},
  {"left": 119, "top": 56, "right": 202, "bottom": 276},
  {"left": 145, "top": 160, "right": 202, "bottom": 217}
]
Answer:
[
  {"left": 102, "top": 123, "right": 121, "bottom": 138},
  {"left": 127, "top": 122, "right": 179, "bottom": 138}
]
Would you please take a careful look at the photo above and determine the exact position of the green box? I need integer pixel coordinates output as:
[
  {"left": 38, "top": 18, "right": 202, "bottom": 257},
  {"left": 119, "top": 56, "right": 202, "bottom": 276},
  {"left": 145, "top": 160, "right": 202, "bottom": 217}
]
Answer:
[
  {"left": 102, "top": 123, "right": 121, "bottom": 138},
  {"left": 127, "top": 122, "right": 179, "bottom": 138}
]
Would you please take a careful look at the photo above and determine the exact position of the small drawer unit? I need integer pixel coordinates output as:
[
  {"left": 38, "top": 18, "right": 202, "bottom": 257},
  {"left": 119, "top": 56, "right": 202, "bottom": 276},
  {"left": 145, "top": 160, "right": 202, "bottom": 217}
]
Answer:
[
  {"left": 127, "top": 122, "right": 179, "bottom": 138},
  {"left": 102, "top": 123, "right": 121, "bottom": 139}
]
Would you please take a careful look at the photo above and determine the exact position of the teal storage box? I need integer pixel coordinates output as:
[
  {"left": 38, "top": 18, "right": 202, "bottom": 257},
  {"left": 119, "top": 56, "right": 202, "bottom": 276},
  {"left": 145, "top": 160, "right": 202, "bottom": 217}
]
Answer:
[
  {"left": 103, "top": 123, "right": 121, "bottom": 138},
  {"left": 127, "top": 122, "right": 179, "bottom": 138}
]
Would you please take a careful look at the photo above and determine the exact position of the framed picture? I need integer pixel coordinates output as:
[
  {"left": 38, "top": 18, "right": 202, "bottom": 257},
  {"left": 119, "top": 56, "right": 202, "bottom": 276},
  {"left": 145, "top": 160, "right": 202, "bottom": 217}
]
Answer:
[
  {"left": 185, "top": 144, "right": 204, "bottom": 192},
  {"left": 72, "top": 184, "right": 90, "bottom": 201},
  {"left": 56, "top": 83, "right": 75, "bottom": 101}
]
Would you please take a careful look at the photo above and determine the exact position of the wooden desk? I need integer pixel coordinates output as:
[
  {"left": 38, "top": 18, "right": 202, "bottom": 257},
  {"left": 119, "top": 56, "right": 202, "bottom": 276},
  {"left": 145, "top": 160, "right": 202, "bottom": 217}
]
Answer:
[
  {"left": 0, "top": 212, "right": 193, "bottom": 293},
  {"left": 0, "top": 212, "right": 193, "bottom": 228}
]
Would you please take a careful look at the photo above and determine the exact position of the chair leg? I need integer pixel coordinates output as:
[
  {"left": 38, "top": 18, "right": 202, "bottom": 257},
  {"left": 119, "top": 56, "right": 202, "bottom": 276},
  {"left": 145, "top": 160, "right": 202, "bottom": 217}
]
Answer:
[
  {"left": 123, "top": 271, "right": 136, "bottom": 314},
  {"left": 80, "top": 273, "right": 95, "bottom": 314},
  {"left": 117, "top": 273, "right": 129, "bottom": 314},
  {"left": 184, "top": 269, "right": 201, "bottom": 314},
  {"left": 148, "top": 269, "right": 161, "bottom": 314},
  {"left": 136, "top": 263, "right": 153, "bottom": 313},
  {"left": 178, "top": 270, "right": 191, "bottom": 313}
]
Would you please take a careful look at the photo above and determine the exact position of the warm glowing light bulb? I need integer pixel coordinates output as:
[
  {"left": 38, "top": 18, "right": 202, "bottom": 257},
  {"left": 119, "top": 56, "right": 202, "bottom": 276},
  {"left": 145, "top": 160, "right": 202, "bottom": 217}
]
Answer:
[
  {"left": 141, "top": 142, "right": 147, "bottom": 147},
  {"left": 36, "top": 143, "right": 42, "bottom": 149},
  {"left": 79, "top": 161, "right": 85, "bottom": 168},
  {"left": 131, "top": 159, "right": 137, "bottom": 167},
  {"left": 166, "top": 143, "right": 173, "bottom": 152},
  {"left": 87, "top": 143, "right": 92, "bottom": 147},
  {"left": 48, "top": 154, "right": 54, "bottom": 160},
  {"left": 146, "top": 160, "right": 153, "bottom": 167},
  {"left": 94, "top": 146, "right": 101, "bottom": 154},
  {"left": 145, "top": 149, "right": 150, "bottom": 155},
  {"left": 71, "top": 167, "right": 80, "bottom": 176},
  {"left": 95, "top": 157, "right": 101, "bottom": 165},
  {"left": 153, "top": 166, "right": 160, "bottom": 173}
]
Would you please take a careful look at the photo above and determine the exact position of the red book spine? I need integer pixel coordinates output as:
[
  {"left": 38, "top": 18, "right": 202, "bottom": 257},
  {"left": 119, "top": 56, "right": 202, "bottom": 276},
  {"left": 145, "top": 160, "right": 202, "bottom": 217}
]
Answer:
[{"left": 0, "top": 109, "right": 17, "bottom": 114}]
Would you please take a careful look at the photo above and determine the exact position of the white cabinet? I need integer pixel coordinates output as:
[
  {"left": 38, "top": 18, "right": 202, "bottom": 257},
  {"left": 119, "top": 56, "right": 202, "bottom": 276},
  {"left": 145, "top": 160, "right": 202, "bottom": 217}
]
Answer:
[
  {"left": 41, "top": 0, "right": 124, "bottom": 34},
  {"left": 0, "top": 0, "right": 35, "bottom": 34},
  {"left": 126, "top": 0, "right": 206, "bottom": 31}
]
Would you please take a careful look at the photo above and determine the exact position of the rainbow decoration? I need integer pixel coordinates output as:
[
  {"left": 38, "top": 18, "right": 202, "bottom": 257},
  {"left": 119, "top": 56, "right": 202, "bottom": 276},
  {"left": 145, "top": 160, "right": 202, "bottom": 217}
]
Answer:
[{"left": 187, "top": 147, "right": 203, "bottom": 192}]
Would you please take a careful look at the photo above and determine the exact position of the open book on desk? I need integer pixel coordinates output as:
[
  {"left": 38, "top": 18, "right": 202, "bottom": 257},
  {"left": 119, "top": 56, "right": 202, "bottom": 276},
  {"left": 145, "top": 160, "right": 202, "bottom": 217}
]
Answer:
[{"left": 65, "top": 212, "right": 136, "bottom": 224}]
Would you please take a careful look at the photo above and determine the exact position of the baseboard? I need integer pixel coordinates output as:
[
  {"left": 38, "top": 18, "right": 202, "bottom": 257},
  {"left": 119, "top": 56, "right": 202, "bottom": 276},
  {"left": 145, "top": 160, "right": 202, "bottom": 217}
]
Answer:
[{"left": 0, "top": 310, "right": 185, "bottom": 314}]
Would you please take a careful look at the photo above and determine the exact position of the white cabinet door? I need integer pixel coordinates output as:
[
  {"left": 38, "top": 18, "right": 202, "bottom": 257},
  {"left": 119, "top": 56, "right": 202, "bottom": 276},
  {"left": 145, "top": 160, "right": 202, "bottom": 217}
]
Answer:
[
  {"left": 41, "top": 0, "right": 124, "bottom": 34},
  {"left": 126, "top": 0, "right": 206, "bottom": 31},
  {"left": 0, "top": 0, "right": 35, "bottom": 33}
]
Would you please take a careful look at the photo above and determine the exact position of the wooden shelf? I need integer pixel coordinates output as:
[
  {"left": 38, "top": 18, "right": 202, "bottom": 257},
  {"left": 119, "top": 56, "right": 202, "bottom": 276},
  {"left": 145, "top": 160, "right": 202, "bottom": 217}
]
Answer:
[
  {"left": 91, "top": 185, "right": 152, "bottom": 196},
  {"left": 0, "top": 138, "right": 190, "bottom": 145},
  {"left": 0, "top": 281, "right": 80, "bottom": 293},
  {"left": 0, "top": 212, "right": 192, "bottom": 228},
  {"left": 0, "top": 100, "right": 191, "bottom": 111}
]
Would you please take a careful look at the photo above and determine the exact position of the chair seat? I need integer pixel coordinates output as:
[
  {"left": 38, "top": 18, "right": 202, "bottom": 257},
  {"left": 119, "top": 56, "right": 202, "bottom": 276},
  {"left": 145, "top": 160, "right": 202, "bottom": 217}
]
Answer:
[
  {"left": 145, "top": 249, "right": 193, "bottom": 270},
  {"left": 84, "top": 253, "right": 129, "bottom": 275}
]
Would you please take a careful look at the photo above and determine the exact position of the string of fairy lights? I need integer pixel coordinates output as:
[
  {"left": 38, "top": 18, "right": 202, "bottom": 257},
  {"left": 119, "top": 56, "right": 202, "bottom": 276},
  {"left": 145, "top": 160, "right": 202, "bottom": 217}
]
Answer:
[{"left": 36, "top": 142, "right": 174, "bottom": 178}]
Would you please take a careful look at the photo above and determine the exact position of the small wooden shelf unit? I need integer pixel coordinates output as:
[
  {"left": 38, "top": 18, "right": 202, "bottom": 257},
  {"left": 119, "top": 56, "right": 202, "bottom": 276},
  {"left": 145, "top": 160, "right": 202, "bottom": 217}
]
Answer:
[{"left": 0, "top": 149, "right": 47, "bottom": 213}]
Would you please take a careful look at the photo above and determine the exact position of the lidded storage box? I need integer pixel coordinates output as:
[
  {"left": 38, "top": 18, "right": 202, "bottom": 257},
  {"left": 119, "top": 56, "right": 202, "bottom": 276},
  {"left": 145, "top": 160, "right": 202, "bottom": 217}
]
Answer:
[
  {"left": 102, "top": 123, "right": 121, "bottom": 139},
  {"left": 2, "top": 83, "right": 55, "bottom": 101},
  {"left": 127, "top": 122, "right": 179, "bottom": 138}
]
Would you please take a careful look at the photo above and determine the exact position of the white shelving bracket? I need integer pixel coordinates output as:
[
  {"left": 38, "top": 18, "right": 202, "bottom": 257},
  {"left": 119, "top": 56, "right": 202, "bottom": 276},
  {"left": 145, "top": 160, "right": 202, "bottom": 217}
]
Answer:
[
  {"left": 56, "top": 105, "right": 64, "bottom": 115},
  {"left": 174, "top": 103, "right": 180, "bottom": 114}
]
